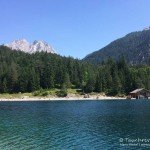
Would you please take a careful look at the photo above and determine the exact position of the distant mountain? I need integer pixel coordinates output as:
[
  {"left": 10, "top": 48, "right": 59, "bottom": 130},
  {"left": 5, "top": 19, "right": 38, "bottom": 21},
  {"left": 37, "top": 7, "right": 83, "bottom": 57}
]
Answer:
[
  {"left": 83, "top": 28, "right": 150, "bottom": 65},
  {"left": 5, "top": 39, "right": 56, "bottom": 54}
]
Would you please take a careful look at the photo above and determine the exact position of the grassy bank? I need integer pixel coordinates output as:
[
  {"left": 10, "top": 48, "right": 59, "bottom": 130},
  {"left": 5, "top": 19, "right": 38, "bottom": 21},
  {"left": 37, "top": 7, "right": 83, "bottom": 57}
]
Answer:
[
  {"left": 0, "top": 88, "right": 126, "bottom": 99},
  {"left": 0, "top": 89, "right": 80, "bottom": 99}
]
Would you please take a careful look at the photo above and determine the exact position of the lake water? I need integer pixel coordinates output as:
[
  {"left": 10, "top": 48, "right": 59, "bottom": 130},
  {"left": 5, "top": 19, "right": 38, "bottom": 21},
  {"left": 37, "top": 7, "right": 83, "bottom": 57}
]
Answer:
[{"left": 0, "top": 100, "right": 150, "bottom": 150}]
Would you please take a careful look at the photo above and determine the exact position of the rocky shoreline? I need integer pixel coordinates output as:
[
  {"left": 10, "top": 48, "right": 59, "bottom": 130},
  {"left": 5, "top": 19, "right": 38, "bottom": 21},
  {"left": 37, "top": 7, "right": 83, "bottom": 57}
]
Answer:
[{"left": 0, "top": 95, "right": 126, "bottom": 101}]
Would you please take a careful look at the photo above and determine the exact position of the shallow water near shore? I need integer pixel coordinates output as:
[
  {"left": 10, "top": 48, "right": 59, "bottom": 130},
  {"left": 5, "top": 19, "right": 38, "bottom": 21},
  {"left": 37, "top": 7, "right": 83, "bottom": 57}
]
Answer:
[{"left": 0, "top": 99, "right": 150, "bottom": 149}]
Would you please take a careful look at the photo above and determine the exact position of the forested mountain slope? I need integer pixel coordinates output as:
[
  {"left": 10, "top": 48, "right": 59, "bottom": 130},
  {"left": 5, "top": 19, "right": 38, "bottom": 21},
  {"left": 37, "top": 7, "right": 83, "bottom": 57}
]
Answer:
[
  {"left": 84, "top": 29, "right": 150, "bottom": 65},
  {"left": 0, "top": 46, "right": 96, "bottom": 93},
  {"left": 0, "top": 46, "right": 149, "bottom": 96}
]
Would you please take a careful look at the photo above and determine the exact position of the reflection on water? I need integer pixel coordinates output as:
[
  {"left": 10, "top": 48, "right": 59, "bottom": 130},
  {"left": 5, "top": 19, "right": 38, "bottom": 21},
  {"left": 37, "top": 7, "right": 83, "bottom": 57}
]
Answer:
[{"left": 0, "top": 100, "right": 150, "bottom": 149}]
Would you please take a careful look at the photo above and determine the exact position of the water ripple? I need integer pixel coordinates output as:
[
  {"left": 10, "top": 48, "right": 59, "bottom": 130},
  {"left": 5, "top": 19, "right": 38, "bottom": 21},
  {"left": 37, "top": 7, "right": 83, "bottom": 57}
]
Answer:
[{"left": 0, "top": 100, "right": 150, "bottom": 150}]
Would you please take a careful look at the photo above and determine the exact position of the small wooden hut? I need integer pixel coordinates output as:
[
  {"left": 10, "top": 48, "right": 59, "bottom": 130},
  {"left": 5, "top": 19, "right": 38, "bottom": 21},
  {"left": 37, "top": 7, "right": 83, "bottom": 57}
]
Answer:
[{"left": 129, "top": 88, "right": 150, "bottom": 99}]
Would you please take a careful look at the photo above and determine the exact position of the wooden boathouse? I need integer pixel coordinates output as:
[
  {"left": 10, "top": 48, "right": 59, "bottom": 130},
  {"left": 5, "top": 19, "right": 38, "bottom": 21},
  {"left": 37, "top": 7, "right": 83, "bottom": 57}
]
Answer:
[{"left": 129, "top": 88, "right": 150, "bottom": 99}]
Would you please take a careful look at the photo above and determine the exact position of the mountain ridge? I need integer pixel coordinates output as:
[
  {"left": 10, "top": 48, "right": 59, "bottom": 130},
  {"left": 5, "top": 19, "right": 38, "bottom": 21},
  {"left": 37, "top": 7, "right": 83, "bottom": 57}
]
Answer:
[
  {"left": 5, "top": 39, "right": 56, "bottom": 54},
  {"left": 83, "top": 29, "right": 150, "bottom": 65}
]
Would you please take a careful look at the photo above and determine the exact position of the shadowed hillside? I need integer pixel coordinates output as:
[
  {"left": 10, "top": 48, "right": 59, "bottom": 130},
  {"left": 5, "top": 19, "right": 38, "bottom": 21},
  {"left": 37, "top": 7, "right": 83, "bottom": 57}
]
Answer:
[{"left": 84, "top": 29, "right": 150, "bottom": 65}]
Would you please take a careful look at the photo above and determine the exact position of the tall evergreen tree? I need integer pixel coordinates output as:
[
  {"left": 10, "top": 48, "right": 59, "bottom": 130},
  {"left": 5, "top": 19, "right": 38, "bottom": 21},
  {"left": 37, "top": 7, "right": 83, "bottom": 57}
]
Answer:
[{"left": 8, "top": 62, "right": 18, "bottom": 92}]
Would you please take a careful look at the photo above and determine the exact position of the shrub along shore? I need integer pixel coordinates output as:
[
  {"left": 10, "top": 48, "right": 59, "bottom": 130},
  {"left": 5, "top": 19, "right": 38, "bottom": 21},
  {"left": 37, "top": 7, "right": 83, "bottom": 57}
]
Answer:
[{"left": 0, "top": 88, "right": 126, "bottom": 101}]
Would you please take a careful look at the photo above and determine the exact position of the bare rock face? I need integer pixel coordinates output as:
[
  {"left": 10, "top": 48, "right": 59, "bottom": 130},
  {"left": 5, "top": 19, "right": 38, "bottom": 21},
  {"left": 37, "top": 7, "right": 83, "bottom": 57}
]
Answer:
[
  {"left": 5, "top": 39, "right": 56, "bottom": 54},
  {"left": 143, "top": 26, "right": 150, "bottom": 31}
]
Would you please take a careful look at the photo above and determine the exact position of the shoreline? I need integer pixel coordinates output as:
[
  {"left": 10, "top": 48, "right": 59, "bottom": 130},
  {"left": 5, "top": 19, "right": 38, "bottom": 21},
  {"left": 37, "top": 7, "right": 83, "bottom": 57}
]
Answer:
[{"left": 0, "top": 96, "right": 126, "bottom": 101}]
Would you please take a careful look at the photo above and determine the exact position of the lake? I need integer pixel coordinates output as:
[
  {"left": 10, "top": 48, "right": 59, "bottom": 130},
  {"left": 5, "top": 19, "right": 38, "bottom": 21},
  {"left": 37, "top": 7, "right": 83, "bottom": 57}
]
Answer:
[{"left": 0, "top": 100, "right": 150, "bottom": 150}]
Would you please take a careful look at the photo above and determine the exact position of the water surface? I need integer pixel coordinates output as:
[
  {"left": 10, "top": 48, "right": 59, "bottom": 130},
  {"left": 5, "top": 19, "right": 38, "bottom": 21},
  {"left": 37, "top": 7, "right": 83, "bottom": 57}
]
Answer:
[{"left": 0, "top": 100, "right": 150, "bottom": 149}]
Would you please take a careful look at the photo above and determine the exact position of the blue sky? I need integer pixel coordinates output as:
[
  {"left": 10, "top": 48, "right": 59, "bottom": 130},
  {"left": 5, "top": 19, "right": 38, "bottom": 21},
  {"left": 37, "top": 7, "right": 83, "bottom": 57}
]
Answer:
[{"left": 0, "top": 0, "right": 149, "bottom": 58}]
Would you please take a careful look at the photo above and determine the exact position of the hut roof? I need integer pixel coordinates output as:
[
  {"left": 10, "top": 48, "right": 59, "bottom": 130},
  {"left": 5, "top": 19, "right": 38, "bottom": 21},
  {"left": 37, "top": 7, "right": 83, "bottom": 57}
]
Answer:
[
  {"left": 130, "top": 88, "right": 144, "bottom": 94},
  {"left": 130, "top": 88, "right": 150, "bottom": 94}
]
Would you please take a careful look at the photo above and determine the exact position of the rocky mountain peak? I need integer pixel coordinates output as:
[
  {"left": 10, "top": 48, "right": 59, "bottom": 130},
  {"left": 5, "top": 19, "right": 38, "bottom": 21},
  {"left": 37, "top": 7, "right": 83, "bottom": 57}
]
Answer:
[
  {"left": 143, "top": 26, "right": 150, "bottom": 31},
  {"left": 5, "top": 39, "right": 56, "bottom": 54}
]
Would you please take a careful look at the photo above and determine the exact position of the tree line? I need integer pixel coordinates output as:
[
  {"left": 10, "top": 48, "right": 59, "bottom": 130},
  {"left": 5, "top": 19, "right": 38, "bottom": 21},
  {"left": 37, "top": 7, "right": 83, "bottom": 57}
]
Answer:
[{"left": 0, "top": 46, "right": 149, "bottom": 96}]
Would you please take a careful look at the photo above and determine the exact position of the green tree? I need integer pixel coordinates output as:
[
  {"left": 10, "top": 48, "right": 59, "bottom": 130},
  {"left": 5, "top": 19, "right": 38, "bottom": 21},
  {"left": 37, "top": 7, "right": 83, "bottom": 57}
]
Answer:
[
  {"left": 27, "top": 68, "right": 40, "bottom": 92},
  {"left": 95, "top": 72, "right": 102, "bottom": 92},
  {"left": 1, "top": 78, "right": 7, "bottom": 93},
  {"left": 85, "top": 76, "right": 95, "bottom": 93},
  {"left": 8, "top": 62, "right": 18, "bottom": 92},
  {"left": 63, "top": 72, "right": 71, "bottom": 88}
]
